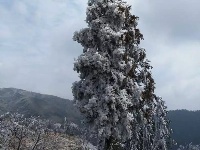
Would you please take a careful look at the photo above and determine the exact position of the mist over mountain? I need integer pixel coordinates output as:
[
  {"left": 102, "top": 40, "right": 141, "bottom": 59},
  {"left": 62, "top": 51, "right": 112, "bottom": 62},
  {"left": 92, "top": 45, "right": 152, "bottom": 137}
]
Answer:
[
  {"left": 0, "top": 88, "right": 82, "bottom": 125},
  {"left": 0, "top": 88, "right": 200, "bottom": 148}
]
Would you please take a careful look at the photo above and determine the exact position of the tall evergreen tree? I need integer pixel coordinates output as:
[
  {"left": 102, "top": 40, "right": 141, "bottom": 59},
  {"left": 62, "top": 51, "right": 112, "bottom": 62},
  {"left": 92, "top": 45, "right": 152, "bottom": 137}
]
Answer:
[{"left": 72, "top": 0, "right": 171, "bottom": 149}]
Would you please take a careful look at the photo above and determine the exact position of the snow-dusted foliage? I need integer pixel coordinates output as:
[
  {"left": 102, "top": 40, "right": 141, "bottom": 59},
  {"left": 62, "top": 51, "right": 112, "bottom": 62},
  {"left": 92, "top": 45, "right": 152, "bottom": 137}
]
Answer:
[
  {"left": 0, "top": 113, "right": 96, "bottom": 150},
  {"left": 72, "top": 0, "right": 171, "bottom": 149},
  {"left": 178, "top": 143, "right": 200, "bottom": 150},
  {"left": 0, "top": 113, "right": 56, "bottom": 149}
]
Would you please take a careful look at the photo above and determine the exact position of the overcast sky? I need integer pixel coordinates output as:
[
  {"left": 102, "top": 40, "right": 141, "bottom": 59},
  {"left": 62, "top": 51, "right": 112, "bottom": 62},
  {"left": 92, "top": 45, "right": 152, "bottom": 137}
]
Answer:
[{"left": 0, "top": 0, "right": 200, "bottom": 110}]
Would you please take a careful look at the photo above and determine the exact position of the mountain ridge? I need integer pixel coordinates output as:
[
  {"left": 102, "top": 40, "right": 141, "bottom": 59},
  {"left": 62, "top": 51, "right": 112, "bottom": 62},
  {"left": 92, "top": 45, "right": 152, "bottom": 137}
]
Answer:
[{"left": 0, "top": 87, "right": 82, "bottom": 124}]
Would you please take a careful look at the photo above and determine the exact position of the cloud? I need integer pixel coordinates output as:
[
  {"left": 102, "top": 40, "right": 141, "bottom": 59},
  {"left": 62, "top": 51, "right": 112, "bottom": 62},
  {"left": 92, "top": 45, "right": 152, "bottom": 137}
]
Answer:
[
  {"left": 150, "top": 42, "right": 200, "bottom": 110},
  {"left": 0, "top": 0, "right": 88, "bottom": 99},
  {"left": 129, "top": 0, "right": 200, "bottom": 110},
  {"left": 131, "top": 0, "right": 200, "bottom": 43}
]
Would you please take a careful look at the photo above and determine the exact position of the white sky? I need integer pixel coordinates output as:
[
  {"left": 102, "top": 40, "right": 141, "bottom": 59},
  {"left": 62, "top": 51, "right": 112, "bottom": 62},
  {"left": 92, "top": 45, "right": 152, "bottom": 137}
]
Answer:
[{"left": 0, "top": 0, "right": 200, "bottom": 110}]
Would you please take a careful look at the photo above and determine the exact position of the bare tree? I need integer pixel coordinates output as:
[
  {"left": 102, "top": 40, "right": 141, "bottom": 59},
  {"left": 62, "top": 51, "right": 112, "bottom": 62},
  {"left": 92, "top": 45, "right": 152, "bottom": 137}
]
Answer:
[
  {"left": 0, "top": 113, "right": 60, "bottom": 150},
  {"left": 0, "top": 113, "right": 96, "bottom": 150}
]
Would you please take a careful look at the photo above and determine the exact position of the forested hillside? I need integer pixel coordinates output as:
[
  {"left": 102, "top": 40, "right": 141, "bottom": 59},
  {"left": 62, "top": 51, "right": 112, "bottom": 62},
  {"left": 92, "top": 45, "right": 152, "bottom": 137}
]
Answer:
[
  {"left": 168, "top": 110, "right": 200, "bottom": 148},
  {"left": 0, "top": 88, "right": 82, "bottom": 125}
]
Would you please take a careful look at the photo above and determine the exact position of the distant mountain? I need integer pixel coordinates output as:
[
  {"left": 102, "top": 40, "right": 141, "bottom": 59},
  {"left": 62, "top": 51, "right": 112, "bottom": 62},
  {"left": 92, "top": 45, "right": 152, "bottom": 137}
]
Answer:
[
  {"left": 168, "top": 110, "right": 200, "bottom": 149},
  {"left": 0, "top": 88, "right": 82, "bottom": 125}
]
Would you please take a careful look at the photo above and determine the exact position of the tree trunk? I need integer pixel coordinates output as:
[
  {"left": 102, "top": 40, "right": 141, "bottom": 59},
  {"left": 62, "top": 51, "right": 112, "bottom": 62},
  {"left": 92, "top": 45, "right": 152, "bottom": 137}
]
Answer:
[
  {"left": 104, "top": 137, "right": 123, "bottom": 150},
  {"left": 105, "top": 137, "right": 112, "bottom": 150}
]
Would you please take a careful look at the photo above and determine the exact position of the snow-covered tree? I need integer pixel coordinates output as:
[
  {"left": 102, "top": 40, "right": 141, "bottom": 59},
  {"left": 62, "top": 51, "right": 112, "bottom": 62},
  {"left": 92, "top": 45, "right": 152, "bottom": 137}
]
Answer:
[{"left": 72, "top": 0, "right": 171, "bottom": 149}]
